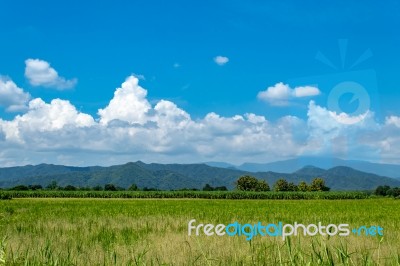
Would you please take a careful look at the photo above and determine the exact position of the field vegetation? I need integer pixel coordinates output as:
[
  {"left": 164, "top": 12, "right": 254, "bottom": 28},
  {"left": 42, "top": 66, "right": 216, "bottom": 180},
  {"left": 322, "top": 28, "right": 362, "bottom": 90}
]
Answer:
[{"left": 0, "top": 198, "right": 399, "bottom": 265}]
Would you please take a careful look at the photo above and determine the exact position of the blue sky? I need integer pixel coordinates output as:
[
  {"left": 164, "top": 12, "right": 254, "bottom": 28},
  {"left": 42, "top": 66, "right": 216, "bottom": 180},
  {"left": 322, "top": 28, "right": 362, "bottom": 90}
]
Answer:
[{"left": 0, "top": 0, "right": 399, "bottom": 166}]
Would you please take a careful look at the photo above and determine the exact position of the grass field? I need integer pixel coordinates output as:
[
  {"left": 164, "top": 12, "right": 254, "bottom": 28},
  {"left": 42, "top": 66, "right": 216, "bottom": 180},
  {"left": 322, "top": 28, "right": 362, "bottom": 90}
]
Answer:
[{"left": 0, "top": 198, "right": 399, "bottom": 265}]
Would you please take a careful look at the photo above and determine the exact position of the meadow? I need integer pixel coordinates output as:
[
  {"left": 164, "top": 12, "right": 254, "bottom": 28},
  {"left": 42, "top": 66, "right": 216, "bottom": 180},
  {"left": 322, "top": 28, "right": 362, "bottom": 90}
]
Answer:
[{"left": 0, "top": 197, "right": 399, "bottom": 265}]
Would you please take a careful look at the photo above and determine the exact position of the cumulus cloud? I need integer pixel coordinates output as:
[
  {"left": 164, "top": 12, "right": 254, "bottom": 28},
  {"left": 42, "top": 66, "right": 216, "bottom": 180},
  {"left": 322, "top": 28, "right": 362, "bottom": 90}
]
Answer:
[
  {"left": 25, "top": 59, "right": 77, "bottom": 90},
  {"left": 0, "top": 98, "right": 94, "bottom": 144},
  {"left": 0, "top": 75, "right": 399, "bottom": 166},
  {"left": 98, "top": 76, "right": 151, "bottom": 125},
  {"left": 0, "top": 77, "right": 31, "bottom": 112},
  {"left": 257, "top": 82, "right": 320, "bottom": 106},
  {"left": 214, "top": 55, "right": 229, "bottom": 66}
]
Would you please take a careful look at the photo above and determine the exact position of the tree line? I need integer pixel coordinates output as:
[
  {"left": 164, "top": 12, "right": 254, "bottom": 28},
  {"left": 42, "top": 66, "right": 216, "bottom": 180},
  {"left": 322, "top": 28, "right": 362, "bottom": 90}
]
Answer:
[
  {"left": 374, "top": 185, "right": 400, "bottom": 198},
  {"left": 235, "top": 175, "right": 330, "bottom": 192},
  {"left": 4, "top": 182, "right": 227, "bottom": 192},
  {"left": 3, "top": 176, "right": 330, "bottom": 192}
]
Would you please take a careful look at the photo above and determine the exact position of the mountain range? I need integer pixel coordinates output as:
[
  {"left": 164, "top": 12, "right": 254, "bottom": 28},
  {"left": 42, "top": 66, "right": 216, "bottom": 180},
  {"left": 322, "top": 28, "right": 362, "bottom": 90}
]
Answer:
[
  {"left": 214, "top": 157, "right": 400, "bottom": 180},
  {"left": 0, "top": 160, "right": 399, "bottom": 191}
]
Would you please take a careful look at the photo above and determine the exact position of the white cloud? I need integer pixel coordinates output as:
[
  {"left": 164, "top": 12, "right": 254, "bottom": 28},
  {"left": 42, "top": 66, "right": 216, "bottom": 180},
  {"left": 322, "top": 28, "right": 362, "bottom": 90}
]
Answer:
[
  {"left": 214, "top": 55, "right": 229, "bottom": 66},
  {"left": 293, "top": 86, "right": 320, "bottom": 97},
  {"left": 132, "top": 73, "right": 145, "bottom": 80},
  {"left": 385, "top": 116, "right": 400, "bottom": 127},
  {"left": 257, "top": 82, "right": 320, "bottom": 106},
  {"left": 25, "top": 59, "right": 77, "bottom": 90},
  {"left": 0, "top": 76, "right": 399, "bottom": 166},
  {"left": 0, "top": 98, "right": 94, "bottom": 144},
  {"left": 98, "top": 76, "right": 151, "bottom": 125},
  {"left": 0, "top": 77, "right": 31, "bottom": 112}
]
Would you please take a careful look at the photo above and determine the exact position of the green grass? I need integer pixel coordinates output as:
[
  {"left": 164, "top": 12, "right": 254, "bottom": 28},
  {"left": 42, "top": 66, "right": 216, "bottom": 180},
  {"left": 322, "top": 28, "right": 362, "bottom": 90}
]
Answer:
[
  {"left": 0, "top": 198, "right": 399, "bottom": 265},
  {"left": 0, "top": 190, "right": 370, "bottom": 200}
]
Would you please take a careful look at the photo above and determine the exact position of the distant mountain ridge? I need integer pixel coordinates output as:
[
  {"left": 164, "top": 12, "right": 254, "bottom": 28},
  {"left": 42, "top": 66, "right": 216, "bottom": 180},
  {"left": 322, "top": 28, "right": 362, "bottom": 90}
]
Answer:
[
  {"left": 0, "top": 161, "right": 399, "bottom": 191},
  {"left": 230, "top": 157, "right": 400, "bottom": 179}
]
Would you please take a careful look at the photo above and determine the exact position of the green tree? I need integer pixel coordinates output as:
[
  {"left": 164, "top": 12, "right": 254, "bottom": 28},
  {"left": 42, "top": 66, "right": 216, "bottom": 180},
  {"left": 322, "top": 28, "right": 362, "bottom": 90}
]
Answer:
[
  {"left": 128, "top": 184, "right": 139, "bottom": 191},
  {"left": 203, "top": 184, "right": 214, "bottom": 191},
  {"left": 310, "top": 178, "right": 330, "bottom": 191},
  {"left": 297, "top": 181, "right": 309, "bottom": 192},
  {"left": 46, "top": 181, "right": 58, "bottom": 190},
  {"left": 28, "top": 184, "right": 43, "bottom": 190},
  {"left": 288, "top": 182, "right": 298, "bottom": 191},
  {"left": 386, "top": 187, "right": 400, "bottom": 197},
  {"left": 104, "top": 184, "right": 117, "bottom": 191},
  {"left": 10, "top": 185, "right": 29, "bottom": 191},
  {"left": 63, "top": 185, "right": 76, "bottom": 191},
  {"left": 256, "top": 180, "right": 270, "bottom": 192},
  {"left": 236, "top": 175, "right": 270, "bottom": 192},
  {"left": 374, "top": 185, "right": 391, "bottom": 196},
  {"left": 92, "top": 185, "right": 103, "bottom": 191},
  {"left": 274, "top": 179, "right": 289, "bottom": 192}
]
